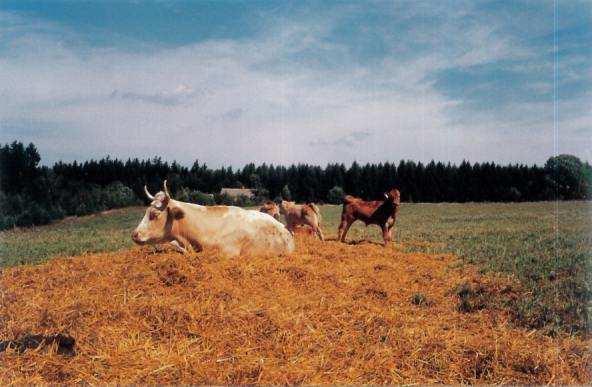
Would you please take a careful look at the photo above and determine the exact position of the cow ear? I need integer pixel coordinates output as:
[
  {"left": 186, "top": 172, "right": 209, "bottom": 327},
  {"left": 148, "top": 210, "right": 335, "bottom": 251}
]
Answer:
[{"left": 169, "top": 206, "right": 185, "bottom": 220}]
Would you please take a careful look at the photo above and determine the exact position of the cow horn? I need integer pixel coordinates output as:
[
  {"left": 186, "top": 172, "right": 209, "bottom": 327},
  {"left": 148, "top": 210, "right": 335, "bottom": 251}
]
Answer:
[
  {"left": 144, "top": 185, "right": 155, "bottom": 200},
  {"left": 384, "top": 192, "right": 389, "bottom": 200},
  {"left": 163, "top": 179, "right": 171, "bottom": 198}
]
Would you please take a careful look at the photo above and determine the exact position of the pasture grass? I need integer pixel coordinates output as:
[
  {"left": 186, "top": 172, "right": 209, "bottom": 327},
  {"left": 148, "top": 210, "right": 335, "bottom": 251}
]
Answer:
[
  {"left": 0, "top": 207, "right": 145, "bottom": 267},
  {"left": 0, "top": 201, "right": 590, "bottom": 335}
]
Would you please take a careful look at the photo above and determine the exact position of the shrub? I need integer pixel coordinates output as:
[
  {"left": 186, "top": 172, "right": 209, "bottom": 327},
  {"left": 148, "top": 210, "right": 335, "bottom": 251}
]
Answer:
[
  {"left": 544, "top": 154, "right": 591, "bottom": 200},
  {"left": 214, "top": 192, "right": 256, "bottom": 207},
  {"left": 176, "top": 188, "right": 215, "bottom": 205},
  {"left": 253, "top": 187, "right": 270, "bottom": 204},
  {"left": 233, "top": 194, "right": 256, "bottom": 207},
  {"left": 16, "top": 202, "right": 52, "bottom": 227},
  {"left": 102, "top": 181, "right": 139, "bottom": 208},
  {"left": 327, "top": 186, "right": 345, "bottom": 204},
  {"left": 0, "top": 214, "right": 17, "bottom": 230},
  {"left": 75, "top": 202, "right": 92, "bottom": 217},
  {"left": 194, "top": 191, "right": 216, "bottom": 205},
  {"left": 214, "top": 192, "right": 234, "bottom": 206},
  {"left": 281, "top": 185, "right": 292, "bottom": 201}
]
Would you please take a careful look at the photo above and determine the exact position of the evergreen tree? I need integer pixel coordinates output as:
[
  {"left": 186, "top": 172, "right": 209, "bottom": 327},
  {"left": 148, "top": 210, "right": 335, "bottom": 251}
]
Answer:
[{"left": 1, "top": 140, "right": 588, "bottom": 230}]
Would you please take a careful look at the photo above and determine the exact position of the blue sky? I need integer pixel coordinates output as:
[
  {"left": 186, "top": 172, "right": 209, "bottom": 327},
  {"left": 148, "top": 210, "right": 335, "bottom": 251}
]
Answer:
[{"left": 0, "top": 0, "right": 590, "bottom": 166}]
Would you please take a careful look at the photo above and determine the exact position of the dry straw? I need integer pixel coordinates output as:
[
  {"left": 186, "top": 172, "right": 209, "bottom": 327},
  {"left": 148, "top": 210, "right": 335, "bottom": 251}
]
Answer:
[{"left": 1, "top": 233, "right": 590, "bottom": 384}]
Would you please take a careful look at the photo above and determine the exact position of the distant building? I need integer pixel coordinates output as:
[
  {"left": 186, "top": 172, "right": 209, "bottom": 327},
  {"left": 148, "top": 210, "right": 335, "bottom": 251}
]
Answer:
[{"left": 220, "top": 187, "right": 255, "bottom": 199}]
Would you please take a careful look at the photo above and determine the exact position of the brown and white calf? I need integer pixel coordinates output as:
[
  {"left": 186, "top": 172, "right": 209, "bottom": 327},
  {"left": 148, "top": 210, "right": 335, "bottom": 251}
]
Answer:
[
  {"left": 259, "top": 201, "right": 280, "bottom": 221},
  {"left": 337, "top": 188, "right": 401, "bottom": 245},
  {"left": 132, "top": 181, "right": 295, "bottom": 257},
  {"left": 279, "top": 200, "right": 324, "bottom": 240}
]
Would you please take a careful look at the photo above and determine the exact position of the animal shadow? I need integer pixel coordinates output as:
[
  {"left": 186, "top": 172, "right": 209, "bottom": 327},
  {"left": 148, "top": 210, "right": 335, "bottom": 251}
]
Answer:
[{"left": 346, "top": 239, "right": 384, "bottom": 246}]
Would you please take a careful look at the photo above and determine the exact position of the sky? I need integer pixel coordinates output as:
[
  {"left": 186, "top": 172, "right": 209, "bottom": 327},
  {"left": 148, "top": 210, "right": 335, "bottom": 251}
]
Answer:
[{"left": 0, "top": 0, "right": 590, "bottom": 167}]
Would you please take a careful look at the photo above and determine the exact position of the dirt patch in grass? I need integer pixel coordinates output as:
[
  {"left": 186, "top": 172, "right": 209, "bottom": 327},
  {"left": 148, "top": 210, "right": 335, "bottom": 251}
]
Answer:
[
  {"left": 0, "top": 235, "right": 590, "bottom": 384},
  {"left": 0, "top": 334, "right": 75, "bottom": 356},
  {"left": 153, "top": 259, "right": 188, "bottom": 287}
]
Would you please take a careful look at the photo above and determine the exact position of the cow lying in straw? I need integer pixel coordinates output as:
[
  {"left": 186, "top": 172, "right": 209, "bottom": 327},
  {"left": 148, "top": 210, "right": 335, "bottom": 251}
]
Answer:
[
  {"left": 132, "top": 181, "right": 294, "bottom": 257},
  {"left": 279, "top": 200, "right": 324, "bottom": 240},
  {"left": 338, "top": 188, "right": 401, "bottom": 246},
  {"left": 259, "top": 201, "right": 280, "bottom": 221}
]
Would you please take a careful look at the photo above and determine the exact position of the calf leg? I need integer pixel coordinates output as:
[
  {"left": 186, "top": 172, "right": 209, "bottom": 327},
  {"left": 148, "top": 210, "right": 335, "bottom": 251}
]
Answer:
[
  {"left": 338, "top": 219, "right": 353, "bottom": 242},
  {"left": 387, "top": 224, "right": 396, "bottom": 242},
  {"left": 286, "top": 221, "right": 295, "bottom": 235},
  {"left": 381, "top": 224, "right": 391, "bottom": 246},
  {"left": 305, "top": 216, "right": 324, "bottom": 241},
  {"left": 314, "top": 223, "right": 325, "bottom": 241}
]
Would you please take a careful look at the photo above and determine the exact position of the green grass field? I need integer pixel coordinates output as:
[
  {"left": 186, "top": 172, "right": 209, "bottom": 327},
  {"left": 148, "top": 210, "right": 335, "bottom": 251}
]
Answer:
[{"left": 1, "top": 201, "right": 590, "bottom": 335}]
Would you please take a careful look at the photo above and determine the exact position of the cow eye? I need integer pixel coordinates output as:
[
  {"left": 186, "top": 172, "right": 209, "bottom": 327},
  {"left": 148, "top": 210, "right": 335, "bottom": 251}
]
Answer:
[{"left": 149, "top": 211, "right": 159, "bottom": 221}]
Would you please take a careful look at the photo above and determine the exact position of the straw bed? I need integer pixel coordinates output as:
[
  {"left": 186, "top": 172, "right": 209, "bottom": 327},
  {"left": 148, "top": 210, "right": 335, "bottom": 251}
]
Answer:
[{"left": 0, "top": 235, "right": 590, "bottom": 384}]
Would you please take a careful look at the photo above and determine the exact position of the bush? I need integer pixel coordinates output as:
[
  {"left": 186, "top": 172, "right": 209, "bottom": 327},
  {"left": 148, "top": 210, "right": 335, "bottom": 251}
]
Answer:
[
  {"left": 281, "top": 185, "right": 292, "bottom": 201},
  {"left": 544, "top": 155, "right": 591, "bottom": 200},
  {"left": 214, "top": 192, "right": 234, "bottom": 206},
  {"left": 253, "top": 187, "right": 270, "bottom": 204},
  {"left": 176, "top": 188, "right": 215, "bottom": 205},
  {"left": 327, "top": 186, "right": 345, "bottom": 204},
  {"left": 194, "top": 191, "right": 216, "bottom": 205},
  {"left": 16, "top": 202, "right": 52, "bottom": 227},
  {"left": 0, "top": 191, "right": 65, "bottom": 230},
  {"left": 214, "top": 192, "right": 256, "bottom": 207},
  {"left": 55, "top": 182, "right": 138, "bottom": 217},
  {"left": 102, "top": 181, "right": 139, "bottom": 208},
  {"left": 234, "top": 194, "right": 256, "bottom": 207},
  {"left": 74, "top": 202, "right": 93, "bottom": 217},
  {"left": 0, "top": 215, "right": 17, "bottom": 230},
  {"left": 506, "top": 187, "right": 522, "bottom": 202},
  {"left": 1, "top": 192, "right": 26, "bottom": 216}
]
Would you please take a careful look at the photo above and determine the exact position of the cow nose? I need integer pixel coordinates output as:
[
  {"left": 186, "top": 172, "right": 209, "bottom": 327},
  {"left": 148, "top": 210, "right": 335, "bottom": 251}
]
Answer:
[{"left": 131, "top": 230, "right": 139, "bottom": 241}]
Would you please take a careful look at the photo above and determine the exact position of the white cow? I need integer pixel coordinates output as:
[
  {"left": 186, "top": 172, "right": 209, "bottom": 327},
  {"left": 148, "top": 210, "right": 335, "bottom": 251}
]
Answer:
[{"left": 132, "top": 181, "right": 294, "bottom": 257}]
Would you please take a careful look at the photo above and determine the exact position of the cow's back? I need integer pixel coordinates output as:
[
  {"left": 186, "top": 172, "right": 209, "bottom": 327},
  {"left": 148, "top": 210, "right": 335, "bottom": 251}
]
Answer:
[
  {"left": 219, "top": 207, "right": 295, "bottom": 256},
  {"left": 284, "top": 205, "right": 303, "bottom": 222}
]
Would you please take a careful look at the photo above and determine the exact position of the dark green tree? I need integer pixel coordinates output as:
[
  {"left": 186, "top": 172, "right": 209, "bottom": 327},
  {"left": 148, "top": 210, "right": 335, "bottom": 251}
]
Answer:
[
  {"left": 327, "top": 186, "right": 345, "bottom": 204},
  {"left": 281, "top": 184, "right": 292, "bottom": 201},
  {"left": 545, "top": 154, "right": 590, "bottom": 200}
]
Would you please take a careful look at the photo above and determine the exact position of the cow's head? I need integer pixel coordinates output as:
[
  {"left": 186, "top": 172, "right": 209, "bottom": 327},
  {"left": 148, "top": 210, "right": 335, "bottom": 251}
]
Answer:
[
  {"left": 131, "top": 180, "right": 185, "bottom": 245},
  {"left": 383, "top": 188, "right": 401, "bottom": 205},
  {"left": 279, "top": 200, "right": 294, "bottom": 214},
  {"left": 260, "top": 201, "right": 280, "bottom": 220}
]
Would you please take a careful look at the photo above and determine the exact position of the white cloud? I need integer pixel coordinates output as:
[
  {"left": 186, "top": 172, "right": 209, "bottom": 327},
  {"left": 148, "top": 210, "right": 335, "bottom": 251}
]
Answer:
[{"left": 0, "top": 6, "right": 590, "bottom": 167}]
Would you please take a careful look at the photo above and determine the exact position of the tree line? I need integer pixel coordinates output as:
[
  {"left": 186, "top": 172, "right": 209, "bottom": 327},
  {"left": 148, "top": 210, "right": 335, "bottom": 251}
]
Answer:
[{"left": 1, "top": 141, "right": 590, "bottom": 229}]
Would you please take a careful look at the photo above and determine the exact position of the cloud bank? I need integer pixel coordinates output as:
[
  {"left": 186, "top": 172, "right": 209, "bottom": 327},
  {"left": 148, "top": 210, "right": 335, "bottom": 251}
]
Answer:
[{"left": 0, "top": 1, "right": 590, "bottom": 167}]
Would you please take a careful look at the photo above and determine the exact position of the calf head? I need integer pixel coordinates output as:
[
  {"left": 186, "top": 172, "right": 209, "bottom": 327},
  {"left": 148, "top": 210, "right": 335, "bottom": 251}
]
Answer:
[
  {"left": 384, "top": 188, "right": 401, "bottom": 205},
  {"left": 279, "top": 200, "right": 294, "bottom": 214},
  {"left": 132, "top": 180, "right": 185, "bottom": 245},
  {"left": 260, "top": 201, "right": 280, "bottom": 220}
]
